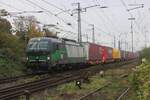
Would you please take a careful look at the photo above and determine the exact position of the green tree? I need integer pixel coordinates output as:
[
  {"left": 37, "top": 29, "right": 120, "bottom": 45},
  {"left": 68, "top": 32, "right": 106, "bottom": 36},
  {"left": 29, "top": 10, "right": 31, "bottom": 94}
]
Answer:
[
  {"left": 0, "top": 33, "right": 25, "bottom": 61},
  {"left": 140, "top": 47, "right": 150, "bottom": 61},
  {"left": 0, "top": 17, "right": 25, "bottom": 77}
]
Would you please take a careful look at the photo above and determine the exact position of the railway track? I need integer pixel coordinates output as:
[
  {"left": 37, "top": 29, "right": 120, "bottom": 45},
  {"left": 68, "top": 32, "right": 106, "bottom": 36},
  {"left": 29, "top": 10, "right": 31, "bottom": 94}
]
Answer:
[
  {"left": 77, "top": 60, "right": 137, "bottom": 100},
  {"left": 115, "top": 87, "right": 130, "bottom": 100},
  {"left": 0, "top": 60, "right": 138, "bottom": 100},
  {"left": 0, "top": 74, "right": 32, "bottom": 84},
  {"left": 78, "top": 74, "right": 129, "bottom": 100},
  {"left": 0, "top": 72, "right": 49, "bottom": 85},
  {"left": 0, "top": 72, "right": 80, "bottom": 99},
  {"left": 0, "top": 59, "right": 137, "bottom": 85},
  {"left": 79, "top": 83, "right": 111, "bottom": 100}
]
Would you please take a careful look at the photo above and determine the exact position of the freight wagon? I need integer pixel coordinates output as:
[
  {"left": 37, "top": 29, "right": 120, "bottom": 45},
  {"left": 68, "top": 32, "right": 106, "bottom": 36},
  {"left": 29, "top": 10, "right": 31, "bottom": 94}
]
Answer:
[
  {"left": 82, "top": 42, "right": 114, "bottom": 64},
  {"left": 112, "top": 48, "right": 121, "bottom": 61}
]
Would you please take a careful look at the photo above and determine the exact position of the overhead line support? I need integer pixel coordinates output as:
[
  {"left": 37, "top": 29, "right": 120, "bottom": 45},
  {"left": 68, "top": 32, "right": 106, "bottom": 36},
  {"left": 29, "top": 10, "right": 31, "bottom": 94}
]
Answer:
[{"left": 72, "top": 3, "right": 100, "bottom": 43}]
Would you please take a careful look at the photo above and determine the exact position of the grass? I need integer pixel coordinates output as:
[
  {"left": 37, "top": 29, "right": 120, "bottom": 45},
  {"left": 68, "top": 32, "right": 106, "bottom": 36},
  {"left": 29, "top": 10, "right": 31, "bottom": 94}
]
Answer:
[
  {"left": 45, "top": 74, "right": 108, "bottom": 100},
  {"left": 58, "top": 75, "right": 106, "bottom": 94},
  {"left": 29, "top": 63, "right": 139, "bottom": 100}
]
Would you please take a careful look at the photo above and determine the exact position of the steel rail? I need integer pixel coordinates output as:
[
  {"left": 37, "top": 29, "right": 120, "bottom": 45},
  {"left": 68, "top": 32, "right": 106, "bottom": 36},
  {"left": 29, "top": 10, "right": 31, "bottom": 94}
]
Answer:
[
  {"left": 0, "top": 60, "right": 138, "bottom": 100},
  {"left": 116, "top": 87, "right": 130, "bottom": 100}
]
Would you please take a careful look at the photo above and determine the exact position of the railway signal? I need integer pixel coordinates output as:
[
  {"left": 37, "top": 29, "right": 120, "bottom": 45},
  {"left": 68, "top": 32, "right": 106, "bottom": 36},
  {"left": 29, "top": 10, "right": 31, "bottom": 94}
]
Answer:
[{"left": 76, "top": 80, "right": 82, "bottom": 89}]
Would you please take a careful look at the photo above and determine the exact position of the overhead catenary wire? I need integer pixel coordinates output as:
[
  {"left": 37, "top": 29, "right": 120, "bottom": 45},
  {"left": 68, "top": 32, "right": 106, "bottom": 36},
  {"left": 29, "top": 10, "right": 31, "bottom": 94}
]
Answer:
[
  {"left": 40, "top": 0, "right": 68, "bottom": 13},
  {"left": 0, "top": 0, "right": 147, "bottom": 49},
  {"left": 40, "top": 0, "right": 109, "bottom": 41},
  {"left": 40, "top": 0, "right": 109, "bottom": 35},
  {"left": 81, "top": 2, "right": 112, "bottom": 44},
  {"left": 38, "top": 0, "right": 79, "bottom": 35},
  {"left": 85, "top": 1, "right": 112, "bottom": 34},
  {"left": 94, "top": 0, "right": 121, "bottom": 34},
  {"left": 0, "top": 0, "right": 80, "bottom": 41},
  {"left": 25, "top": 0, "right": 72, "bottom": 27},
  {"left": 120, "top": 0, "right": 145, "bottom": 33},
  {"left": 94, "top": 0, "right": 131, "bottom": 48},
  {"left": 120, "top": 0, "right": 143, "bottom": 33},
  {"left": 0, "top": 1, "right": 22, "bottom": 11},
  {"left": 24, "top": 0, "right": 82, "bottom": 38},
  {"left": 80, "top": 0, "right": 117, "bottom": 43},
  {"left": 119, "top": 0, "right": 147, "bottom": 51}
]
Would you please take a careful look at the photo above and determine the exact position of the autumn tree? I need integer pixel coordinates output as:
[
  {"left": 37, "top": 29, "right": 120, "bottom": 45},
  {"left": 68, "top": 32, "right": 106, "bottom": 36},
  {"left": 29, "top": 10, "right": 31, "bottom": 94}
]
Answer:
[
  {"left": 14, "top": 16, "right": 43, "bottom": 42},
  {"left": 0, "top": 10, "right": 25, "bottom": 77},
  {"left": 43, "top": 28, "right": 57, "bottom": 37},
  {"left": 0, "top": 18, "right": 12, "bottom": 34},
  {"left": 26, "top": 22, "right": 43, "bottom": 41}
]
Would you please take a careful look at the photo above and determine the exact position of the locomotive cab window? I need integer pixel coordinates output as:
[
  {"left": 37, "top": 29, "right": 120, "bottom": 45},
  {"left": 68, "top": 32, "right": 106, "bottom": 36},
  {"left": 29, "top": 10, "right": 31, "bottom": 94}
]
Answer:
[
  {"left": 56, "top": 44, "right": 59, "bottom": 50},
  {"left": 38, "top": 41, "right": 49, "bottom": 50},
  {"left": 26, "top": 39, "right": 51, "bottom": 53},
  {"left": 53, "top": 43, "right": 60, "bottom": 51}
]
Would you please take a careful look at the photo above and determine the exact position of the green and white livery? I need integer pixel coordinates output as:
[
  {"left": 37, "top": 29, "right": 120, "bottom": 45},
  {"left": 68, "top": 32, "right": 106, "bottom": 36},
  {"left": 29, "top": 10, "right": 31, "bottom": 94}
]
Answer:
[{"left": 26, "top": 37, "right": 86, "bottom": 71}]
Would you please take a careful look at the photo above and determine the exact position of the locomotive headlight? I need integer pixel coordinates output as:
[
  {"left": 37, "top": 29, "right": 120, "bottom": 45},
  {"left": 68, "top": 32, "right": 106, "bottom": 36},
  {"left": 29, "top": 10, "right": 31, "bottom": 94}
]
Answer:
[{"left": 47, "top": 57, "right": 50, "bottom": 60}]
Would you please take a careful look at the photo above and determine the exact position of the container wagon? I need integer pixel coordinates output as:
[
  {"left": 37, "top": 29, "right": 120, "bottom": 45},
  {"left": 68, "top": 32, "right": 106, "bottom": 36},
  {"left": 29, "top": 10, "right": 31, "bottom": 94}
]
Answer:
[
  {"left": 112, "top": 48, "right": 121, "bottom": 61},
  {"left": 82, "top": 42, "right": 113, "bottom": 64},
  {"left": 82, "top": 43, "right": 105, "bottom": 64}
]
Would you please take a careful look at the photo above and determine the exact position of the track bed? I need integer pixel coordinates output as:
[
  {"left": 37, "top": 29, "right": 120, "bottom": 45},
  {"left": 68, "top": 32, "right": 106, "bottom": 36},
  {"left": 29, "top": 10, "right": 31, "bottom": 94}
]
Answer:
[{"left": 27, "top": 60, "right": 139, "bottom": 100}]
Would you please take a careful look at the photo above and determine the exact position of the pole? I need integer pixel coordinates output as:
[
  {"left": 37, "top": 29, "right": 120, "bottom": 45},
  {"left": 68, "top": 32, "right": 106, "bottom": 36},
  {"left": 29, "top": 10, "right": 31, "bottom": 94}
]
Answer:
[
  {"left": 131, "top": 20, "right": 133, "bottom": 52},
  {"left": 128, "top": 17, "right": 135, "bottom": 52},
  {"left": 77, "top": 2, "right": 82, "bottom": 43},
  {"left": 118, "top": 41, "right": 120, "bottom": 50},
  {"left": 72, "top": 3, "right": 103, "bottom": 43},
  {"left": 92, "top": 24, "right": 95, "bottom": 43},
  {"left": 127, "top": 42, "right": 128, "bottom": 51},
  {"left": 118, "top": 33, "right": 121, "bottom": 50},
  {"left": 89, "top": 24, "right": 95, "bottom": 43},
  {"left": 86, "top": 34, "right": 88, "bottom": 42},
  {"left": 145, "top": 31, "right": 147, "bottom": 48},
  {"left": 114, "top": 36, "right": 116, "bottom": 48}
]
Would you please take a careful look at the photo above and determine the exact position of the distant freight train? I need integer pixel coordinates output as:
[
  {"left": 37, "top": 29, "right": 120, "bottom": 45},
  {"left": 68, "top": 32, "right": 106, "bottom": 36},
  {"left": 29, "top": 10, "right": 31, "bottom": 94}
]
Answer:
[{"left": 26, "top": 37, "right": 138, "bottom": 72}]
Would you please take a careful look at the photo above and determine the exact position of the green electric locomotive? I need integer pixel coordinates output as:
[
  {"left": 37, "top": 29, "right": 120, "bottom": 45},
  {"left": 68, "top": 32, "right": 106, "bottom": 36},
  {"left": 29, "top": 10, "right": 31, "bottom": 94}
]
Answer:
[{"left": 26, "top": 37, "right": 86, "bottom": 72}]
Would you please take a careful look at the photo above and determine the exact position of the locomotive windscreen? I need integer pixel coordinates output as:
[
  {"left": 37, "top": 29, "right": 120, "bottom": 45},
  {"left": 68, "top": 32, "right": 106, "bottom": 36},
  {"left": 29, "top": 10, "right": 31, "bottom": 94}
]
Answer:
[{"left": 26, "top": 39, "right": 50, "bottom": 52}]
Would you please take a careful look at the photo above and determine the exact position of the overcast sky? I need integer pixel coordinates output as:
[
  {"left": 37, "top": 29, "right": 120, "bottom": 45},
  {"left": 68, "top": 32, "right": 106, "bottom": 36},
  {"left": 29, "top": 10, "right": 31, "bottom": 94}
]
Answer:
[{"left": 0, "top": 0, "right": 150, "bottom": 51}]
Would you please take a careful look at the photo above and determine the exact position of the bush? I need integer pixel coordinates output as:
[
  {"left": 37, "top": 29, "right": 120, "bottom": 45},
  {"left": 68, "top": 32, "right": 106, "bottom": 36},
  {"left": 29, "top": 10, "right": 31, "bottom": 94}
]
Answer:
[
  {"left": 0, "top": 33, "right": 25, "bottom": 77},
  {"left": 0, "top": 17, "right": 26, "bottom": 77},
  {"left": 0, "top": 33, "right": 25, "bottom": 60},
  {"left": 129, "top": 61, "right": 150, "bottom": 100},
  {"left": 0, "top": 58, "right": 24, "bottom": 77},
  {"left": 140, "top": 47, "right": 150, "bottom": 61}
]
